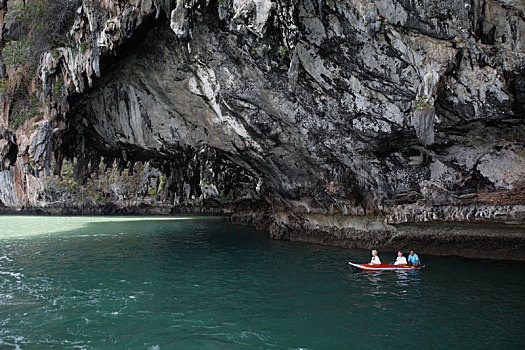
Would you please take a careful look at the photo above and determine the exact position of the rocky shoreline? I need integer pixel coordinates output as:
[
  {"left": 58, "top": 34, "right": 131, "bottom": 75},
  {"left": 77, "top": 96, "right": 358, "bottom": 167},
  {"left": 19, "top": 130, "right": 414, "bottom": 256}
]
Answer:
[
  {"left": 2, "top": 202, "right": 524, "bottom": 260},
  {"left": 231, "top": 208, "right": 525, "bottom": 261}
]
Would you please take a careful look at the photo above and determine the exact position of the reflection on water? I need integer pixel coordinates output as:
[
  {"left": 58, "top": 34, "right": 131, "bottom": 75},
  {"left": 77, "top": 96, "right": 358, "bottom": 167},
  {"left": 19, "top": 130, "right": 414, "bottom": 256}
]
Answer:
[
  {"left": 0, "top": 215, "right": 198, "bottom": 239},
  {"left": 0, "top": 216, "right": 524, "bottom": 349},
  {"left": 361, "top": 269, "right": 421, "bottom": 298}
]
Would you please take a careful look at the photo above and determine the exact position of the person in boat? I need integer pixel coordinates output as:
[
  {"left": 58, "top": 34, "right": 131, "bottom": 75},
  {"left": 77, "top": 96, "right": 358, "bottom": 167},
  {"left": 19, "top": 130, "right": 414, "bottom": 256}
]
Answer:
[
  {"left": 370, "top": 250, "right": 381, "bottom": 265},
  {"left": 394, "top": 251, "right": 407, "bottom": 265},
  {"left": 407, "top": 249, "right": 420, "bottom": 266}
]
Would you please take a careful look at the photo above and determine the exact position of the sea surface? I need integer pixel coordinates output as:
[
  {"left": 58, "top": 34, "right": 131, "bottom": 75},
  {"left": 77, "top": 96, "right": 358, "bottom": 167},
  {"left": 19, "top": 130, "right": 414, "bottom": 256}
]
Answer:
[{"left": 0, "top": 216, "right": 523, "bottom": 349}]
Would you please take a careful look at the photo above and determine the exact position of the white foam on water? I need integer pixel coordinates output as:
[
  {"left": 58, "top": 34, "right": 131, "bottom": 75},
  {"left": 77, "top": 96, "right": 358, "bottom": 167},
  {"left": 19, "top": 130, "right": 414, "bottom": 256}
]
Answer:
[
  {"left": 0, "top": 271, "right": 23, "bottom": 279},
  {"left": 0, "top": 335, "right": 25, "bottom": 350},
  {"left": 0, "top": 293, "right": 14, "bottom": 305},
  {"left": 0, "top": 341, "right": 22, "bottom": 350},
  {"left": 239, "top": 330, "right": 269, "bottom": 341}
]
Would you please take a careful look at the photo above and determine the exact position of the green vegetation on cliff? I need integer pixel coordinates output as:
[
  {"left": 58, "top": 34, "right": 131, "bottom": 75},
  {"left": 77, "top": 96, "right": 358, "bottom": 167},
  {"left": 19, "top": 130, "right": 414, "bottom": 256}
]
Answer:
[
  {"left": 1, "top": 0, "right": 81, "bottom": 130},
  {"left": 4, "top": 0, "right": 81, "bottom": 65},
  {"left": 43, "top": 160, "right": 166, "bottom": 205},
  {"left": 2, "top": 40, "right": 29, "bottom": 69}
]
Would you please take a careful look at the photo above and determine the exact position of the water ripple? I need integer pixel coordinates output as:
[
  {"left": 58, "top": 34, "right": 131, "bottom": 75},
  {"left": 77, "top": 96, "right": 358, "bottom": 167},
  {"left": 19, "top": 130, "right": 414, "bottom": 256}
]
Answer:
[{"left": 0, "top": 216, "right": 523, "bottom": 349}]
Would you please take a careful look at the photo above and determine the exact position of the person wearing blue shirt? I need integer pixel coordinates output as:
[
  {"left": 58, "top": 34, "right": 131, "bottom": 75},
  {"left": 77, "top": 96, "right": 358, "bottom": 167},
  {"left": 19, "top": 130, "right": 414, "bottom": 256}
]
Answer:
[{"left": 407, "top": 249, "right": 420, "bottom": 266}]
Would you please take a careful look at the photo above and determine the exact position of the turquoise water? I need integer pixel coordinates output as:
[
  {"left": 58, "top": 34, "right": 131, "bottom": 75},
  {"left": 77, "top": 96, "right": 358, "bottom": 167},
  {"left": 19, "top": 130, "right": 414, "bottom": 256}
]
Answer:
[{"left": 0, "top": 216, "right": 524, "bottom": 349}]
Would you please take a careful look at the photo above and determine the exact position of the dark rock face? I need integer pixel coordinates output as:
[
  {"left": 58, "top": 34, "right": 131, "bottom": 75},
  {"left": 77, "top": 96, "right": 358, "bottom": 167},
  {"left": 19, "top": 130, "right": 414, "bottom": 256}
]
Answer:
[{"left": 0, "top": 0, "right": 524, "bottom": 258}]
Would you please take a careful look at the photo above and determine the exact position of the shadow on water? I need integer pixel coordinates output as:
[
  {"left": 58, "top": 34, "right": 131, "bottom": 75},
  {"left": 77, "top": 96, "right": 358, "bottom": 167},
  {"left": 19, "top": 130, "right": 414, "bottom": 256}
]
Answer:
[{"left": 0, "top": 216, "right": 524, "bottom": 349}]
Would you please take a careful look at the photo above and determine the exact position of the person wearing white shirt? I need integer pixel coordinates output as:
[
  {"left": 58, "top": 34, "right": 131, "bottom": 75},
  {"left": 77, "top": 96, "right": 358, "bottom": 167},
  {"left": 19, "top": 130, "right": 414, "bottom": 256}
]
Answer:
[
  {"left": 370, "top": 250, "right": 381, "bottom": 265},
  {"left": 394, "top": 251, "right": 408, "bottom": 265}
]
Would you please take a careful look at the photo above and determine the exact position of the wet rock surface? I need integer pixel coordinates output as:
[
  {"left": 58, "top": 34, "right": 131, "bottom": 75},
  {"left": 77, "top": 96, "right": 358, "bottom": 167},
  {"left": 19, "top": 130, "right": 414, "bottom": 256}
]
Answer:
[
  {"left": 231, "top": 210, "right": 525, "bottom": 260},
  {"left": 0, "top": 0, "right": 524, "bottom": 259}
]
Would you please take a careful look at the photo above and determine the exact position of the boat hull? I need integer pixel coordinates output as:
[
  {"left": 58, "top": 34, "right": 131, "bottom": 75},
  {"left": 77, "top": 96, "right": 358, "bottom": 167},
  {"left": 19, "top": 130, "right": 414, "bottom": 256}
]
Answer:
[{"left": 349, "top": 262, "right": 421, "bottom": 271}]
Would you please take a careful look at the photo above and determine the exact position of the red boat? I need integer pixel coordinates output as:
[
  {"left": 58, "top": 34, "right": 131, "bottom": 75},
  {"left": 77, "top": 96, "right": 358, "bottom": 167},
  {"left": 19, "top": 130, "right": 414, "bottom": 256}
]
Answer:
[{"left": 349, "top": 262, "right": 421, "bottom": 271}]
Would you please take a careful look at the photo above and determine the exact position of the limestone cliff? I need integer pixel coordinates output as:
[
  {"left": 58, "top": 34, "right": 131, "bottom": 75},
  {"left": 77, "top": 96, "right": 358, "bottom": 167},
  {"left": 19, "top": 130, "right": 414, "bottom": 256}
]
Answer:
[{"left": 0, "top": 0, "right": 524, "bottom": 258}]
